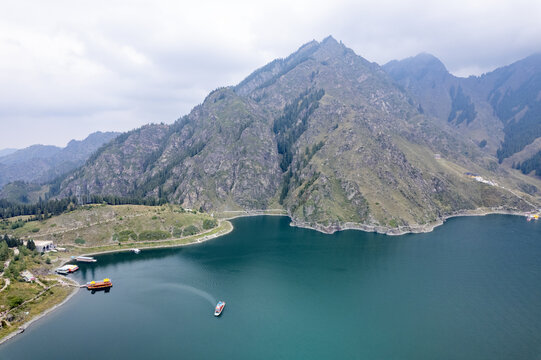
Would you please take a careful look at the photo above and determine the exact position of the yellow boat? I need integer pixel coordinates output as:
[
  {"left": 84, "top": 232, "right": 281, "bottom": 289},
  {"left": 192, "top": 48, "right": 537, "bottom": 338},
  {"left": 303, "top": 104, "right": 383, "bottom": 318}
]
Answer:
[{"left": 86, "top": 278, "right": 112, "bottom": 290}]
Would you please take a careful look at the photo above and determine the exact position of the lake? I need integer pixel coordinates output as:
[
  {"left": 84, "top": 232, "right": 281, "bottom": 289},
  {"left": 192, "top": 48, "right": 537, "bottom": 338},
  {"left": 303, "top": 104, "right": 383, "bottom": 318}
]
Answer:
[{"left": 1, "top": 215, "right": 540, "bottom": 359}]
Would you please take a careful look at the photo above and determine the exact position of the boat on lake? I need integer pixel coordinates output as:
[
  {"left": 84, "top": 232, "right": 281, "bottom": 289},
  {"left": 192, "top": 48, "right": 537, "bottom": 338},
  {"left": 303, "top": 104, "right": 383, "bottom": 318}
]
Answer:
[
  {"left": 132, "top": 248, "right": 141, "bottom": 254},
  {"left": 214, "top": 301, "right": 225, "bottom": 316},
  {"left": 73, "top": 256, "right": 97, "bottom": 263},
  {"left": 526, "top": 214, "right": 539, "bottom": 221},
  {"left": 86, "top": 278, "right": 112, "bottom": 291},
  {"left": 55, "top": 264, "right": 79, "bottom": 274}
]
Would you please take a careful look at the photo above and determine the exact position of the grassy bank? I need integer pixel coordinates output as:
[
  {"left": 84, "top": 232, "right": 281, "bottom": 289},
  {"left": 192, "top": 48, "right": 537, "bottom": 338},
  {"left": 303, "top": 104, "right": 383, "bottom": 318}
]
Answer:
[
  {"left": 0, "top": 277, "right": 76, "bottom": 341},
  {"left": 4, "top": 204, "right": 219, "bottom": 246},
  {"left": 61, "top": 219, "right": 233, "bottom": 257}
]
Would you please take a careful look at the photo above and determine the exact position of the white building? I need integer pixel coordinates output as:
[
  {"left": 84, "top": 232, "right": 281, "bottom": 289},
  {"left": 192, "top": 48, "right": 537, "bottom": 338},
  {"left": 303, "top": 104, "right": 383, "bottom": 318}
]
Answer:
[
  {"left": 34, "top": 240, "right": 55, "bottom": 253},
  {"left": 21, "top": 270, "right": 36, "bottom": 282}
]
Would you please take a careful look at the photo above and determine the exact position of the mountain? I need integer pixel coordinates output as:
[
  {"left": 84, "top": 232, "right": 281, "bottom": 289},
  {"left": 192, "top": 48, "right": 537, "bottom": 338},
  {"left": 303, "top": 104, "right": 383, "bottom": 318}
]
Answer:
[
  {"left": 0, "top": 131, "right": 119, "bottom": 191},
  {"left": 50, "top": 37, "right": 541, "bottom": 233},
  {"left": 383, "top": 52, "right": 541, "bottom": 177}
]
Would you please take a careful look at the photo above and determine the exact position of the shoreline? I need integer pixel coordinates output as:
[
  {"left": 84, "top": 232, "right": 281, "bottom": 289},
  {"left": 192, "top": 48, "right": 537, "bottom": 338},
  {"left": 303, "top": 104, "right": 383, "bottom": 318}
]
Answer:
[
  {"left": 290, "top": 208, "right": 533, "bottom": 235},
  {"left": 0, "top": 277, "right": 80, "bottom": 346},
  {"left": 47, "top": 220, "right": 235, "bottom": 267},
  {"left": 69, "top": 220, "right": 234, "bottom": 260},
  {"left": 219, "top": 210, "right": 288, "bottom": 221},
  {"left": 0, "top": 209, "right": 534, "bottom": 345}
]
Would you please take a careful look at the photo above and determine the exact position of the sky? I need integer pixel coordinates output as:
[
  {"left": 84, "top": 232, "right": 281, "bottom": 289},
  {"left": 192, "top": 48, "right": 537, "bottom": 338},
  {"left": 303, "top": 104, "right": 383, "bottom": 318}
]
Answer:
[{"left": 1, "top": 0, "right": 540, "bottom": 149}]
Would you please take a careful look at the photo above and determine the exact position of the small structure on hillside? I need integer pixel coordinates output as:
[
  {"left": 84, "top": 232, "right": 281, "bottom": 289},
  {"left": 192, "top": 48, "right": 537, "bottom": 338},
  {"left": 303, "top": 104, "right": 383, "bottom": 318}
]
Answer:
[
  {"left": 21, "top": 270, "right": 36, "bottom": 282},
  {"left": 464, "top": 172, "right": 497, "bottom": 186},
  {"left": 34, "top": 240, "right": 55, "bottom": 253}
]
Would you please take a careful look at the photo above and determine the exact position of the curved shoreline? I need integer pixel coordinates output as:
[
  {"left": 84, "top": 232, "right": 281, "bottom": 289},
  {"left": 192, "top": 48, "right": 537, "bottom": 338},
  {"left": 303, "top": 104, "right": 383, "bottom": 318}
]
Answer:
[
  {"left": 0, "top": 277, "right": 80, "bottom": 346},
  {"left": 217, "top": 208, "right": 535, "bottom": 236},
  {"left": 73, "top": 220, "right": 234, "bottom": 259},
  {"left": 290, "top": 208, "right": 533, "bottom": 235}
]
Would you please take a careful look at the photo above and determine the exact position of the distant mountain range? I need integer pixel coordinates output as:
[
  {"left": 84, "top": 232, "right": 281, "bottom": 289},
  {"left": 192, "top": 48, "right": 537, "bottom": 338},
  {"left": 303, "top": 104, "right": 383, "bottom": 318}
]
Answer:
[
  {"left": 0, "top": 131, "right": 119, "bottom": 195},
  {"left": 40, "top": 36, "right": 539, "bottom": 233}
]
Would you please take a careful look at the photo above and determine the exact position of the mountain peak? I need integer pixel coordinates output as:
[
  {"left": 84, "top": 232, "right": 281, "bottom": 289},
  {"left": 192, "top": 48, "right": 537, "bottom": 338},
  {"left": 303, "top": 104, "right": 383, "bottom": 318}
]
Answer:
[
  {"left": 321, "top": 35, "right": 338, "bottom": 45},
  {"left": 399, "top": 53, "right": 448, "bottom": 73},
  {"left": 383, "top": 52, "right": 450, "bottom": 82},
  {"left": 318, "top": 35, "right": 345, "bottom": 53}
]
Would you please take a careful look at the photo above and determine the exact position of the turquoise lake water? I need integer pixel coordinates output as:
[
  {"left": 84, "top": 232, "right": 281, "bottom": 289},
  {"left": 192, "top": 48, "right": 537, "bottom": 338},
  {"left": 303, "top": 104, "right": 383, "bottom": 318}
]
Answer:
[{"left": 1, "top": 215, "right": 540, "bottom": 359}]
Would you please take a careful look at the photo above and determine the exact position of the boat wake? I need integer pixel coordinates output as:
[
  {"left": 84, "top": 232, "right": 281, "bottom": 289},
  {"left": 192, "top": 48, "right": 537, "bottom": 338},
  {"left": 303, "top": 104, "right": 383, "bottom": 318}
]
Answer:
[{"left": 159, "top": 283, "right": 216, "bottom": 306}]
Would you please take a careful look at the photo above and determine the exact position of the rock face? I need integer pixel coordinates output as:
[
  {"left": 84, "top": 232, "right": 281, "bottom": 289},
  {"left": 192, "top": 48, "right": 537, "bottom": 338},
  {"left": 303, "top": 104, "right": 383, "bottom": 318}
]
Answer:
[
  {"left": 56, "top": 37, "right": 541, "bottom": 232},
  {"left": 0, "top": 131, "right": 119, "bottom": 190}
]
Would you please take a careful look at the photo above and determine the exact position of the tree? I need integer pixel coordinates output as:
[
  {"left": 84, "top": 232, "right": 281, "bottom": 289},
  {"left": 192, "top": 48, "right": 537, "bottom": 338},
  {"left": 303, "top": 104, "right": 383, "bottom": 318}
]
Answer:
[
  {"left": 203, "top": 218, "right": 218, "bottom": 229},
  {"left": 182, "top": 225, "right": 200, "bottom": 236},
  {"left": 0, "top": 241, "right": 9, "bottom": 261},
  {"left": 8, "top": 295, "right": 24, "bottom": 309},
  {"left": 26, "top": 239, "right": 36, "bottom": 251}
]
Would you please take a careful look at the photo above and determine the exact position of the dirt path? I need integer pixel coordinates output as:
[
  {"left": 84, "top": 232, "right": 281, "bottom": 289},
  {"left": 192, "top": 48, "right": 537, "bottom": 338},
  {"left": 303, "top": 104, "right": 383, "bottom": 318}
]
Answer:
[
  {"left": 0, "top": 277, "right": 80, "bottom": 345},
  {"left": 0, "top": 260, "right": 11, "bottom": 293},
  {"left": 0, "top": 278, "right": 10, "bottom": 293},
  {"left": 1, "top": 276, "right": 79, "bottom": 319}
]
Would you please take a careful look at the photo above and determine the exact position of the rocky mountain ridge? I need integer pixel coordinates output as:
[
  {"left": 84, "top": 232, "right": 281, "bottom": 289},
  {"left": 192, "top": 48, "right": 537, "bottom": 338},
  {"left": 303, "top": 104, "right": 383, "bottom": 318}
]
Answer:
[{"left": 35, "top": 37, "right": 541, "bottom": 233}]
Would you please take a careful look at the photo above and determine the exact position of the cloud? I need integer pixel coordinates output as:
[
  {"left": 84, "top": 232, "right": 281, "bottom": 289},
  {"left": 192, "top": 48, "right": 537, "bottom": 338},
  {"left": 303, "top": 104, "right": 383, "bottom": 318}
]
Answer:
[{"left": 0, "top": 0, "right": 540, "bottom": 148}]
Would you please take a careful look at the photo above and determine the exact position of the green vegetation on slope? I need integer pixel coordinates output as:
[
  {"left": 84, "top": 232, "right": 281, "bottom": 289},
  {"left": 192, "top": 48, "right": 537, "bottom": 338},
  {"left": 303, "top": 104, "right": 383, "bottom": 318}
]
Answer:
[
  {"left": 492, "top": 74, "right": 541, "bottom": 162},
  {"left": 0, "top": 234, "right": 75, "bottom": 340},
  {"left": 273, "top": 88, "right": 325, "bottom": 172},
  {"left": 514, "top": 150, "right": 541, "bottom": 176},
  {"left": 3, "top": 204, "right": 217, "bottom": 248}
]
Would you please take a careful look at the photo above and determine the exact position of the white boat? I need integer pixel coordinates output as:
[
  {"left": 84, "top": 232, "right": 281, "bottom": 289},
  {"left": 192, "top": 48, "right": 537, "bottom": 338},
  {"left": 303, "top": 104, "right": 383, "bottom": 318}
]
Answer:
[
  {"left": 73, "top": 256, "right": 97, "bottom": 263},
  {"left": 55, "top": 264, "right": 79, "bottom": 274},
  {"left": 132, "top": 248, "right": 141, "bottom": 254},
  {"left": 214, "top": 301, "right": 225, "bottom": 316}
]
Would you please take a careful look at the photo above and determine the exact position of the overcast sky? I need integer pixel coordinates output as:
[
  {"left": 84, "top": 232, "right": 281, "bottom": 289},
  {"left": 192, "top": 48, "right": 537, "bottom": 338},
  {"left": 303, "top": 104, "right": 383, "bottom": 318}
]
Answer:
[{"left": 1, "top": 0, "right": 540, "bottom": 148}]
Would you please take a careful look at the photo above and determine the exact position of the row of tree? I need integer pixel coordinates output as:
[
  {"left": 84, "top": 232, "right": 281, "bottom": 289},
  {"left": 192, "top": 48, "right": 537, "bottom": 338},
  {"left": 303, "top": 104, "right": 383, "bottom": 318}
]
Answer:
[
  {"left": 0, "top": 235, "right": 36, "bottom": 262},
  {"left": 0, "top": 195, "right": 170, "bottom": 219},
  {"left": 0, "top": 197, "right": 78, "bottom": 219}
]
